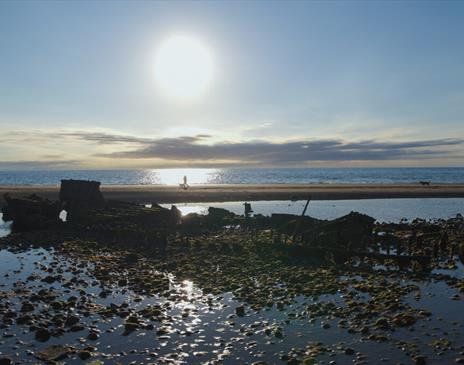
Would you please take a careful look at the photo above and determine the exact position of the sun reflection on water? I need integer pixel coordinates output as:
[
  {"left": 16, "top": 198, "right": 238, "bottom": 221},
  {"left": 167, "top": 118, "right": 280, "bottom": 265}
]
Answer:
[
  {"left": 142, "top": 168, "right": 220, "bottom": 185},
  {"left": 182, "top": 279, "right": 194, "bottom": 295}
]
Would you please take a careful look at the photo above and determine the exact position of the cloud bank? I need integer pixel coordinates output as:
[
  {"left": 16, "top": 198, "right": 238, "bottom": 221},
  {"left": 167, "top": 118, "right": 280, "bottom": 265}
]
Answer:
[
  {"left": 94, "top": 133, "right": 463, "bottom": 164},
  {"left": 1, "top": 130, "right": 462, "bottom": 168}
]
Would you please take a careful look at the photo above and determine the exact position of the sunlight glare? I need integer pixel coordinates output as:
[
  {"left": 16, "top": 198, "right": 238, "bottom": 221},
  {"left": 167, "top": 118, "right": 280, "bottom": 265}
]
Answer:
[
  {"left": 154, "top": 35, "right": 214, "bottom": 100},
  {"left": 156, "top": 168, "right": 216, "bottom": 185}
]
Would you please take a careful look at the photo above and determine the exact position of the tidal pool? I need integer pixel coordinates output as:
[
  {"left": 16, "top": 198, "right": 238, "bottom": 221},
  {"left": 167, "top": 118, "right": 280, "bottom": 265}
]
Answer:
[
  {"left": 0, "top": 243, "right": 463, "bottom": 364},
  {"left": 162, "top": 198, "right": 464, "bottom": 222}
]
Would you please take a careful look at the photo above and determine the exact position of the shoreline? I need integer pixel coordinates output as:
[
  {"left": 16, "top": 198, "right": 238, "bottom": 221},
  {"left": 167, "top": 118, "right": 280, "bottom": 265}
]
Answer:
[{"left": 2, "top": 183, "right": 464, "bottom": 205}]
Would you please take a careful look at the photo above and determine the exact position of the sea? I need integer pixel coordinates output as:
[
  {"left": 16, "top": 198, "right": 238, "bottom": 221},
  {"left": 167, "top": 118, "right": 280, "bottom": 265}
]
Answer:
[{"left": 0, "top": 167, "right": 463, "bottom": 185}]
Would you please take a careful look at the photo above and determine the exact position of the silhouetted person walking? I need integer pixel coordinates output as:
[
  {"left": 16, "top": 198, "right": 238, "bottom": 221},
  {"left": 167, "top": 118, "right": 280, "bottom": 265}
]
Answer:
[{"left": 180, "top": 175, "right": 189, "bottom": 190}]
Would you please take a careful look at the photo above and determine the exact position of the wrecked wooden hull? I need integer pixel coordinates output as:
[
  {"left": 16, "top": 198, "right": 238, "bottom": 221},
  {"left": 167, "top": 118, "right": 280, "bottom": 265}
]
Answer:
[{"left": 277, "top": 244, "right": 431, "bottom": 269}]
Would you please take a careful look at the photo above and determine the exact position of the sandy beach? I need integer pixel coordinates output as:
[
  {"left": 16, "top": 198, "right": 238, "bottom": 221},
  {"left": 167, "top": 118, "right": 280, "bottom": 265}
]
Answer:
[{"left": 1, "top": 183, "right": 464, "bottom": 206}]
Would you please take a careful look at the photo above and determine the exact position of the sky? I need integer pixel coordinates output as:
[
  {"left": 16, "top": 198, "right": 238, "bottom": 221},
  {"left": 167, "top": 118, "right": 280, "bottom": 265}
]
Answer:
[{"left": 0, "top": 0, "right": 463, "bottom": 169}]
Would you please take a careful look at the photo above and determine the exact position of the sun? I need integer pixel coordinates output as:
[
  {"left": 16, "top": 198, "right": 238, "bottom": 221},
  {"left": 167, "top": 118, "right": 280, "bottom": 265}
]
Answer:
[{"left": 154, "top": 35, "right": 214, "bottom": 100}]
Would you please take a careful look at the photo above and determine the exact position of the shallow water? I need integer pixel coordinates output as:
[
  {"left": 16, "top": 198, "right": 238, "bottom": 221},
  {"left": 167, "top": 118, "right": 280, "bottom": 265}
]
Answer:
[
  {"left": 0, "top": 247, "right": 463, "bottom": 364},
  {"left": 0, "top": 213, "right": 11, "bottom": 238},
  {"left": 163, "top": 197, "right": 464, "bottom": 222}
]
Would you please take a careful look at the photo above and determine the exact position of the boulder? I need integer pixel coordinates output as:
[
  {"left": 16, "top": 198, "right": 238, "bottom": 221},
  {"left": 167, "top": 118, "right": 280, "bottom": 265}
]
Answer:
[{"left": 36, "top": 345, "right": 73, "bottom": 362}]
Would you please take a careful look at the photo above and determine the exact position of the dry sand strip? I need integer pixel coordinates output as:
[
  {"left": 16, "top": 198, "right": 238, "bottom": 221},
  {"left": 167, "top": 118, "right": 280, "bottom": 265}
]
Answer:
[{"left": 1, "top": 184, "right": 464, "bottom": 206}]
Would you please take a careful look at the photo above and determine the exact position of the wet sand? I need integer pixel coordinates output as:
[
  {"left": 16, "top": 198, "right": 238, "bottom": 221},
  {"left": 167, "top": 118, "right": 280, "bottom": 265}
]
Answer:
[{"left": 1, "top": 183, "right": 464, "bottom": 205}]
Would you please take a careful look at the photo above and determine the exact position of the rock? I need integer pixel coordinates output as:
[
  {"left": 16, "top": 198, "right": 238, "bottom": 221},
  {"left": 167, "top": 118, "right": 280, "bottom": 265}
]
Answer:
[
  {"left": 87, "top": 331, "right": 99, "bottom": 340},
  {"left": 70, "top": 324, "right": 85, "bottom": 332},
  {"left": 64, "top": 315, "right": 80, "bottom": 327},
  {"left": 235, "top": 305, "right": 245, "bottom": 316},
  {"left": 455, "top": 359, "right": 464, "bottom": 364},
  {"left": 208, "top": 207, "right": 236, "bottom": 220},
  {"left": 414, "top": 356, "right": 426, "bottom": 365},
  {"left": 392, "top": 313, "right": 417, "bottom": 327},
  {"left": 123, "top": 321, "right": 139, "bottom": 335},
  {"left": 360, "top": 326, "right": 370, "bottom": 334},
  {"left": 35, "top": 327, "right": 50, "bottom": 342},
  {"left": 36, "top": 345, "right": 72, "bottom": 361},
  {"left": 156, "top": 328, "right": 168, "bottom": 336},
  {"left": 78, "top": 350, "right": 92, "bottom": 360},
  {"left": 345, "top": 348, "right": 355, "bottom": 355},
  {"left": 42, "top": 275, "right": 56, "bottom": 283},
  {"left": 20, "top": 302, "right": 34, "bottom": 312},
  {"left": 0, "top": 358, "right": 12, "bottom": 365},
  {"left": 375, "top": 317, "right": 390, "bottom": 329},
  {"left": 16, "top": 315, "right": 32, "bottom": 325}
]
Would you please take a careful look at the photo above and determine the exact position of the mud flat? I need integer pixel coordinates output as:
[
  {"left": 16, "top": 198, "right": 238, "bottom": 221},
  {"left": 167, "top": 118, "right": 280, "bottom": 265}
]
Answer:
[{"left": 1, "top": 183, "right": 464, "bottom": 205}]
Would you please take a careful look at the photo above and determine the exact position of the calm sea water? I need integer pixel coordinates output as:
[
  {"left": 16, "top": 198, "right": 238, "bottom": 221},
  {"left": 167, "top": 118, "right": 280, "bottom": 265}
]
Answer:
[{"left": 0, "top": 167, "right": 463, "bottom": 185}]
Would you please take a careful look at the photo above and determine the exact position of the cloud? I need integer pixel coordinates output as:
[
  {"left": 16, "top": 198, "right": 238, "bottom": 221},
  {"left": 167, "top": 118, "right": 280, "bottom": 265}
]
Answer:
[
  {"left": 55, "top": 131, "right": 154, "bottom": 144},
  {"left": 0, "top": 160, "right": 81, "bottom": 170},
  {"left": 96, "top": 136, "right": 464, "bottom": 164},
  {"left": 1, "top": 129, "right": 463, "bottom": 168},
  {"left": 0, "top": 130, "right": 154, "bottom": 145}
]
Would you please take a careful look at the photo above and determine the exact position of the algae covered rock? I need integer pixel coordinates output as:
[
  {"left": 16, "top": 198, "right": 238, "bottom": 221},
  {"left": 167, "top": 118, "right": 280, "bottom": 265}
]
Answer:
[{"left": 36, "top": 345, "right": 73, "bottom": 361}]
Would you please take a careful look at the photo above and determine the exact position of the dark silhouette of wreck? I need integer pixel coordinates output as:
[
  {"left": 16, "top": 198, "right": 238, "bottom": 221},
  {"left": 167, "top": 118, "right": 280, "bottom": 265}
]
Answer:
[{"left": 0, "top": 179, "right": 441, "bottom": 269}]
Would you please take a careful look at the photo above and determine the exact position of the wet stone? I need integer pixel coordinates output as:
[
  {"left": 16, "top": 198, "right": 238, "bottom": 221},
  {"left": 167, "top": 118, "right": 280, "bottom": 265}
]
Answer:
[
  {"left": 78, "top": 350, "right": 92, "bottom": 360},
  {"left": 35, "top": 327, "right": 50, "bottom": 342},
  {"left": 64, "top": 315, "right": 80, "bottom": 327},
  {"left": 20, "top": 302, "right": 34, "bottom": 312},
  {"left": 36, "top": 345, "right": 73, "bottom": 361},
  {"left": 345, "top": 348, "right": 355, "bottom": 355},
  {"left": 235, "top": 305, "right": 245, "bottom": 317},
  {"left": 87, "top": 331, "right": 100, "bottom": 340},
  {"left": 70, "top": 324, "right": 85, "bottom": 332}
]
